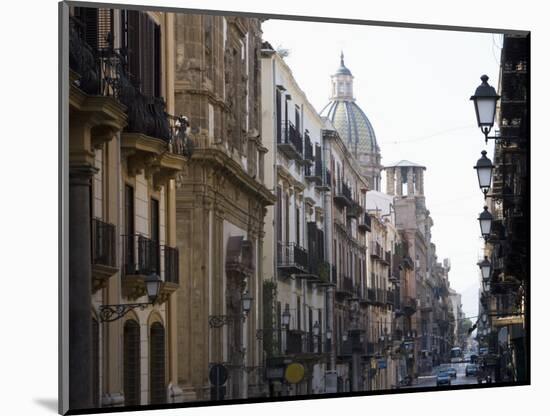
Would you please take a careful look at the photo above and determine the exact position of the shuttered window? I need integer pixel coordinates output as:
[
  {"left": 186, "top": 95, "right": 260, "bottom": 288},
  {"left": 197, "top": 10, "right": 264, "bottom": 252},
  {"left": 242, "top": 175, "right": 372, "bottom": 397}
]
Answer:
[
  {"left": 150, "top": 322, "right": 166, "bottom": 404},
  {"left": 121, "top": 10, "right": 161, "bottom": 97},
  {"left": 276, "top": 90, "right": 282, "bottom": 141},
  {"left": 74, "top": 7, "right": 113, "bottom": 50},
  {"left": 150, "top": 198, "right": 160, "bottom": 274},
  {"left": 123, "top": 320, "right": 141, "bottom": 406},
  {"left": 295, "top": 207, "right": 300, "bottom": 246},
  {"left": 276, "top": 187, "right": 282, "bottom": 243},
  {"left": 297, "top": 296, "right": 301, "bottom": 330},
  {"left": 124, "top": 185, "right": 135, "bottom": 274}
]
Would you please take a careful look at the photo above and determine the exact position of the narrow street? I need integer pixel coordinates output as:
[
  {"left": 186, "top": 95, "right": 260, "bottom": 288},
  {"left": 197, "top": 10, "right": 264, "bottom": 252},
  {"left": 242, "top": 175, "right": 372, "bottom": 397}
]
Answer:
[{"left": 403, "top": 362, "right": 479, "bottom": 389}]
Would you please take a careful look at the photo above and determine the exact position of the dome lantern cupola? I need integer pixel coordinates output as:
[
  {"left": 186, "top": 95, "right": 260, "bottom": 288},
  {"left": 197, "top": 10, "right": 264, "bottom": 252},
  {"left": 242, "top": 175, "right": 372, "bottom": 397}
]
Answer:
[
  {"left": 321, "top": 52, "right": 383, "bottom": 191},
  {"left": 331, "top": 52, "right": 354, "bottom": 100}
]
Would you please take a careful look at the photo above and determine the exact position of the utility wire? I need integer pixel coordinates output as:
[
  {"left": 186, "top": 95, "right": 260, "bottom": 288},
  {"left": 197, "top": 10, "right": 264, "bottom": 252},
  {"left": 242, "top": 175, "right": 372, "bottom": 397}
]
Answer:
[{"left": 378, "top": 125, "right": 472, "bottom": 145}]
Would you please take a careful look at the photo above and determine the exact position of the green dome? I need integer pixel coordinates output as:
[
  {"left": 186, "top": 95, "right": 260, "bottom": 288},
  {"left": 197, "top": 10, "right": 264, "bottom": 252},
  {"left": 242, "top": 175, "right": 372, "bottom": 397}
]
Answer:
[{"left": 320, "top": 99, "right": 379, "bottom": 156}]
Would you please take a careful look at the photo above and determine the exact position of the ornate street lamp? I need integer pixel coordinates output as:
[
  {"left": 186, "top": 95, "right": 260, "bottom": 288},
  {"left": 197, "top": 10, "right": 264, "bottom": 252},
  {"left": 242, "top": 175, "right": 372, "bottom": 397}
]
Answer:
[
  {"left": 145, "top": 273, "right": 162, "bottom": 303},
  {"left": 312, "top": 321, "right": 320, "bottom": 337},
  {"left": 481, "top": 275, "right": 491, "bottom": 293},
  {"left": 470, "top": 75, "right": 500, "bottom": 143},
  {"left": 478, "top": 206, "right": 493, "bottom": 241},
  {"left": 209, "top": 291, "right": 254, "bottom": 328},
  {"left": 241, "top": 292, "right": 253, "bottom": 315},
  {"left": 478, "top": 256, "right": 492, "bottom": 281},
  {"left": 99, "top": 273, "right": 162, "bottom": 322},
  {"left": 282, "top": 304, "right": 291, "bottom": 328},
  {"left": 474, "top": 151, "right": 494, "bottom": 198}
]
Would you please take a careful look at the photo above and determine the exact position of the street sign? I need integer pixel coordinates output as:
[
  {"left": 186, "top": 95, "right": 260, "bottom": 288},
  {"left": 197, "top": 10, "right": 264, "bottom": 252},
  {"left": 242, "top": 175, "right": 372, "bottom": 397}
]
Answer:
[
  {"left": 377, "top": 359, "right": 387, "bottom": 369},
  {"left": 284, "top": 362, "right": 305, "bottom": 384},
  {"left": 325, "top": 371, "right": 337, "bottom": 393},
  {"left": 209, "top": 364, "right": 228, "bottom": 386},
  {"left": 266, "top": 366, "right": 285, "bottom": 380}
]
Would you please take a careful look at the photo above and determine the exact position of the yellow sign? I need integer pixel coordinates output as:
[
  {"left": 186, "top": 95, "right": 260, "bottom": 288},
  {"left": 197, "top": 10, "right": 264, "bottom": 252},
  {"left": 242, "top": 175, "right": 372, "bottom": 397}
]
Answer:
[{"left": 284, "top": 363, "right": 305, "bottom": 384}]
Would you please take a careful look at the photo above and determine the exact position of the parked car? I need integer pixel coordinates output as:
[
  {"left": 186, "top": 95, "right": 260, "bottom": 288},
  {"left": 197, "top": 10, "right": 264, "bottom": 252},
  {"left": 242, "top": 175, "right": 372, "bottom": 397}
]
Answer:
[
  {"left": 436, "top": 370, "right": 451, "bottom": 386},
  {"left": 446, "top": 367, "right": 457, "bottom": 378},
  {"left": 465, "top": 364, "right": 479, "bottom": 376}
]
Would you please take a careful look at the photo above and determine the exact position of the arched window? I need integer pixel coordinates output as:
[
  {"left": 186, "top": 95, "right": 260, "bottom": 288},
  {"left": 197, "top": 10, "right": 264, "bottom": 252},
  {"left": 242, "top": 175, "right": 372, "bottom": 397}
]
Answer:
[
  {"left": 123, "top": 320, "right": 141, "bottom": 406},
  {"left": 149, "top": 322, "right": 166, "bottom": 404}
]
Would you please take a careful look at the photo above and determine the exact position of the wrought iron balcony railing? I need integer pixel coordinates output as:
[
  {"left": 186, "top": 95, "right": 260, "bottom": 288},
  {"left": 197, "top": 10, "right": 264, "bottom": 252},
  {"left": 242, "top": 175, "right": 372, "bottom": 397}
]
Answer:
[
  {"left": 304, "top": 134, "right": 314, "bottom": 162},
  {"left": 163, "top": 245, "right": 179, "bottom": 284},
  {"left": 331, "top": 264, "right": 337, "bottom": 285},
  {"left": 123, "top": 234, "right": 160, "bottom": 277},
  {"left": 277, "top": 242, "right": 309, "bottom": 274},
  {"left": 358, "top": 212, "right": 371, "bottom": 232},
  {"left": 334, "top": 181, "right": 352, "bottom": 207},
  {"left": 278, "top": 121, "right": 303, "bottom": 160},
  {"left": 367, "top": 288, "right": 376, "bottom": 303},
  {"left": 69, "top": 15, "right": 193, "bottom": 156},
  {"left": 305, "top": 155, "right": 323, "bottom": 185},
  {"left": 91, "top": 218, "right": 116, "bottom": 268},
  {"left": 347, "top": 200, "right": 362, "bottom": 219}
]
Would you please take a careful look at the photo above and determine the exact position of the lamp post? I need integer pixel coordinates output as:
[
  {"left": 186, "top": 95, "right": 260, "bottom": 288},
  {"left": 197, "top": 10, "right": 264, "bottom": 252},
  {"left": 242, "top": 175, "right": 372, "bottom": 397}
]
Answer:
[
  {"left": 99, "top": 273, "right": 162, "bottom": 322},
  {"left": 470, "top": 75, "right": 500, "bottom": 143},
  {"left": 478, "top": 206, "right": 493, "bottom": 242},
  {"left": 478, "top": 256, "right": 492, "bottom": 281},
  {"left": 282, "top": 304, "right": 291, "bottom": 328},
  {"left": 241, "top": 291, "right": 253, "bottom": 315},
  {"left": 326, "top": 327, "right": 333, "bottom": 355},
  {"left": 474, "top": 151, "right": 494, "bottom": 198},
  {"left": 208, "top": 292, "right": 254, "bottom": 328}
]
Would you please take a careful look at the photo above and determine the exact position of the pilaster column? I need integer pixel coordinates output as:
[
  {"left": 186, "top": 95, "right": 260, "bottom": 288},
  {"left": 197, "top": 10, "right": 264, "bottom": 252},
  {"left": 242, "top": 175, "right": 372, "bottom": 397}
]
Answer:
[
  {"left": 417, "top": 168, "right": 424, "bottom": 196},
  {"left": 69, "top": 165, "right": 97, "bottom": 410},
  {"left": 395, "top": 168, "right": 402, "bottom": 196},
  {"left": 386, "top": 168, "right": 395, "bottom": 196},
  {"left": 406, "top": 167, "right": 414, "bottom": 196}
]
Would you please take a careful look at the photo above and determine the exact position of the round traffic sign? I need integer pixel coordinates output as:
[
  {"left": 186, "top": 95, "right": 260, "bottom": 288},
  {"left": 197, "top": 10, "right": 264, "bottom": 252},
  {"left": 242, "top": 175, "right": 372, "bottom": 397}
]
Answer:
[
  {"left": 209, "top": 364, "right": 228, "bottom": 386},
  {"left": 284, "top": 362, "right": 305, "bottom": 384}
]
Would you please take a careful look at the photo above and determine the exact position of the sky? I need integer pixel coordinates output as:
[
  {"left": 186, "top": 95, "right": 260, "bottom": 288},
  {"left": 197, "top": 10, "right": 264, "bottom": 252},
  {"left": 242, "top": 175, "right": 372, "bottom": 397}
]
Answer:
[{"left": 262, "top": 19, "right": 502, "bottom": 320}]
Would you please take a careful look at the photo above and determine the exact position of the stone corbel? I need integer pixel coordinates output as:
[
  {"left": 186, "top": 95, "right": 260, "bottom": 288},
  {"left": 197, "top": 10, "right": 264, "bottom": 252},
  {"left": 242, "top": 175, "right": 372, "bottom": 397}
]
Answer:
[
  {"left": 91, "top": 124, "right": 120, "bottom": 149},
  {"left": 143, "top": 155, "right": 162, "bottom": 181},
  {"left": 153, "top": 170, "right": 173, "bottom": 192}
]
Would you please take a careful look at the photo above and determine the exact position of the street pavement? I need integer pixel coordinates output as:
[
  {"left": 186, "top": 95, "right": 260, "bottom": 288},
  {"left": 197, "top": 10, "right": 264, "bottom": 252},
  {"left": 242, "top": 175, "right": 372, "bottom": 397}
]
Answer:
[{"left": 403, "top": 362, "right": 479, "bottom": 389}]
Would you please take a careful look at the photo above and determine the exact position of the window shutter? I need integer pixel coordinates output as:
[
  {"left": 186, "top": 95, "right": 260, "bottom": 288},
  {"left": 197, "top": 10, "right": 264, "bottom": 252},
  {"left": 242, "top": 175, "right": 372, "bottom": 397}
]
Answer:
[
  {"left": 123, "top": 320, "right": 141, "bottom": 406},
  {"left": 125, "top": 10, "right": 141, "bottom": 87},
  {"left": 150, "top": 322, "right": 166, "bottom": 404},
  {"left": 154, "top": 24, "right": 161, "bottom": 98}
]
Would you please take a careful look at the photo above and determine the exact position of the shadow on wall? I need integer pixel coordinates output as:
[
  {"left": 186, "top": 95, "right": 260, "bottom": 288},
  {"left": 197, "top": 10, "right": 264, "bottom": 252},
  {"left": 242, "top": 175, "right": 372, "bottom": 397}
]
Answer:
[{"left": 34, "top": 398, "right": 58, "bottom": 413}]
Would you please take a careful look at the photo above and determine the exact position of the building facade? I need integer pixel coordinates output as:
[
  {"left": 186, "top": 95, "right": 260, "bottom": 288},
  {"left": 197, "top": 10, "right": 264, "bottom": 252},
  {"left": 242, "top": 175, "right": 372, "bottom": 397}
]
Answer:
[
  {"left": 66, "top": 10, "right": 471, "bottom": 408},
  {"left": 68, "top": 5, "right": 188, "bottom": 409},
  {"left": 171, "top": 14, "right": 276, "bottom": 401},
  {"left": 260, "top": 44, "right": 333, "bottom": 396},
  {"left": 364, "top": 191, "right": 402, "bottom": 390},
  {"left": 478, "top": 33, "right": 528, "bottom": 383},
  {"left": 384, "top": 160, "right": 454, "bottom": 376}
]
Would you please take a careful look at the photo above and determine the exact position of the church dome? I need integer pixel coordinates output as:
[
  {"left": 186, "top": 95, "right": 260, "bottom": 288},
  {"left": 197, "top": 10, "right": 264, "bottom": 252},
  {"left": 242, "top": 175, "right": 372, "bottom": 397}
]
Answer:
[
  {"left": 320, "top": 53, "right": 382, "bottom": 190},
  {"left": 320, "top": 99, "right": 379, "bottom": 156}
]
